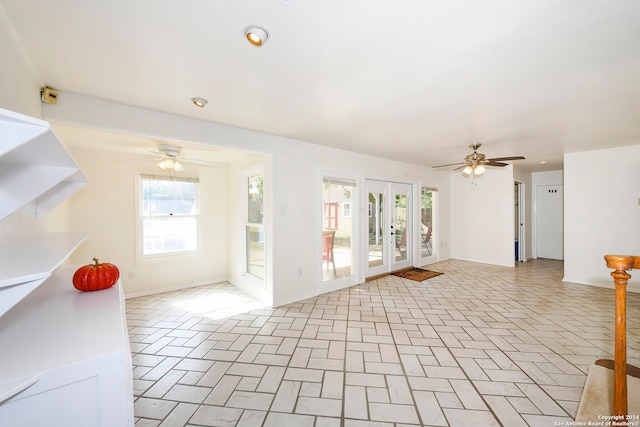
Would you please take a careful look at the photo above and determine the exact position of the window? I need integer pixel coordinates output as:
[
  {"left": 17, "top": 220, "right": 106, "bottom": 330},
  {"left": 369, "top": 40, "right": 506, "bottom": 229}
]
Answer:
[
  {"left": 245, "top": 172, "right": 265, "bottom": 281},
  {"left": 325, "top": 202, "right": 338, "bottom": 229},
  {"left": 139, "top": 174, "right": 199, "bottom": 256},
  {"left": 420, "top": 187, "right": 437, "bottom": 259},
  {"left": 342, "top": 202, "right": 351, "bottom": 218},
  {"left": 322, "top": 177, "right": 356, "bottom": 281}
]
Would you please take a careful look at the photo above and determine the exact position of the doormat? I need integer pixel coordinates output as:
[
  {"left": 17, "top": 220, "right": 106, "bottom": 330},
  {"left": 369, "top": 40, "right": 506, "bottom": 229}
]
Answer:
[{"left": 392, "top": 268, "right": 443, "bottom": 282}]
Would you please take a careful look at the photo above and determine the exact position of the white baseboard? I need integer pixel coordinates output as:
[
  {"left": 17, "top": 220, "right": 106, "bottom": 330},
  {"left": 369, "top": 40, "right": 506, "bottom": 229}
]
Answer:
[{"left": 124, "top": 277, "right": 228, "bottom": 299}]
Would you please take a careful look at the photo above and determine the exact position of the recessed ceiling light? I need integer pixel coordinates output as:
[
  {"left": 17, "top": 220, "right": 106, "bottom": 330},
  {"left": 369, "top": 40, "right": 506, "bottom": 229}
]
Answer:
[
  {"left": 539, "top": 161, "right": 547, "bottom": 164},
  {"left": 191, "top": 97, "right": 208, "bottom": 108},
  {"left": 243, "top": 25, "right": 269, "bottom": 47}
]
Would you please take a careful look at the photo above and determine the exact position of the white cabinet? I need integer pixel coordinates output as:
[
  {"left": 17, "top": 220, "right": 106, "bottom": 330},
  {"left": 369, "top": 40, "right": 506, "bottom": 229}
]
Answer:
[
  {"left": 0, "top": 107, "right": 87, "bottom": 221},
  {"left": 0, "top": 266, "right": 134, "bottom": 426}
]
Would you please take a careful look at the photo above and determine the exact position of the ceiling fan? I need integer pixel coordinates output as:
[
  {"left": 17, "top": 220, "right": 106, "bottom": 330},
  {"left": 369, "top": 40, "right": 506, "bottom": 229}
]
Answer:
[
  {"left": 432, "top": 143, "right": 525, "bottom": 176},
  {"left": 120, "top": 144, "right": 219, "bottom": 171}
]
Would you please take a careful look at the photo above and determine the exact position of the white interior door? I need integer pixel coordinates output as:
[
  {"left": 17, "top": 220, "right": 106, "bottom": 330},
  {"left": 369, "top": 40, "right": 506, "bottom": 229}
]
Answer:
[
  {"left": 365, "top": 180, "right": 412, "bottom": 277},
  {"left": 536, "top": 185, "right": 563, "bottom": 260}
]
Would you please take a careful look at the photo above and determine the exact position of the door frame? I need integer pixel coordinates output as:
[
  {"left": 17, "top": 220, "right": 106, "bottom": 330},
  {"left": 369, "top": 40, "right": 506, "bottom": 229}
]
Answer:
[
  {"left": 535, "top": 184, "right": 564, "bottom": 260},
  {"left": 364, "top": 179, "right": 413, "bottom": 278},
  {"left": 515, "top": 180, "right": 526, "bottom": 262}
]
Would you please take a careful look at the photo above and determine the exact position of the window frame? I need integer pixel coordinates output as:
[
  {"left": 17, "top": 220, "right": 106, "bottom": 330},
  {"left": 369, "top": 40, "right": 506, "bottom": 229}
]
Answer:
[
  {"left": 320, "top": 174, "right": 358, "bottom": 286},
  {"left": 242, "top": 166, "right": 266, "bottom": 285},
  {"left": 136, "top": 173, "right": 200, "bottom": 261}
]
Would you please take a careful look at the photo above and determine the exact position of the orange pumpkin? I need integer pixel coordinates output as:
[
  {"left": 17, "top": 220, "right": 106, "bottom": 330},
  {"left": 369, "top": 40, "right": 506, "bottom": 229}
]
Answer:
[{"left": 73, "top": 258, "right": 120, "bottom": 292}]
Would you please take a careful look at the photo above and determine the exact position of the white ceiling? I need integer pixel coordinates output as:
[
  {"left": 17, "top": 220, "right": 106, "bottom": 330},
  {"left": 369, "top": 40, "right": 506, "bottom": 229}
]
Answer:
[
  {"left": 49, "top": 124, "right": 260, "bottom": 166},
  {"left": 2, "top": 0, "right": 639, "bottom": 171}
]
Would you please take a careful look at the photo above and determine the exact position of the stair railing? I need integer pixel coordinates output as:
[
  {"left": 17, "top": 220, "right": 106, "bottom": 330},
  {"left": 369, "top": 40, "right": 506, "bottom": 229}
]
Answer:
[{"left": 604, "top": 254, "right": 640, "bottom": 416}]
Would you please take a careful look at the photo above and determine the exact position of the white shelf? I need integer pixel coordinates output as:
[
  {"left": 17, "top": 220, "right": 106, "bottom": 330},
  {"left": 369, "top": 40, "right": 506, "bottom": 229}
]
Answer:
[
  {"left": 0, "top": 107, "right": 87, "bottom": 220},
  {"left": 36, "top": 170, "right": 88, "bottom": 217},
  {"left": 0, "top": 111, "right": 47, "bottom": 158},
  {"left": 0, "top": 232, "right": 88, "bottom": 318},
  {"left": 0, "top": 265, "right": 133, "bottom": 426},
  {"left": 0, "top": 232, "right": 88, "bottom": 288}
]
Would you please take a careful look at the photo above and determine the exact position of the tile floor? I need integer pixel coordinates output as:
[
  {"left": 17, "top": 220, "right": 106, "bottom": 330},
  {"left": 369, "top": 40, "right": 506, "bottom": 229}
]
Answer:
[{"left": 126, "top": 259, "right": 640, "bottom": 427}]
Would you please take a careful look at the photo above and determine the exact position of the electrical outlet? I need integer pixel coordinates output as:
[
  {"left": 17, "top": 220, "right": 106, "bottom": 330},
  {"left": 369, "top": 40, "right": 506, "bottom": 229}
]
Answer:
[{"left": 128, "top": 271, "right": 134, "bottom": 279}]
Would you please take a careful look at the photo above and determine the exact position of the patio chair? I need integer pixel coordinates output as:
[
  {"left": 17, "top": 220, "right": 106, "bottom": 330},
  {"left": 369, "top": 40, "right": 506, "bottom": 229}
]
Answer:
[
  {"left": 422, "top": 226, "right": 432, "bottom": 256},
  {"left": 395, "top": 229, "right": 406, "bottom": 254},
  {"left": 322, "top": 230, "right": 336, "bottom": 275}
]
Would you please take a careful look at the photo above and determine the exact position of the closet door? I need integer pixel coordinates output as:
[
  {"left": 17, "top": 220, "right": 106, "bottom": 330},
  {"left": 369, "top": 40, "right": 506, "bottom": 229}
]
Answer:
[{"left": 536, "top": 185, "right": 563, "bottom": 260}]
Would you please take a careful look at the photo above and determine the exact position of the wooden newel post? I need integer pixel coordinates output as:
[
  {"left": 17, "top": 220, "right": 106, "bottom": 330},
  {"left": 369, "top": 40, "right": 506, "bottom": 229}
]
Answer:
[{"left": 603, "top": 255, "right": 636, "bottom": 416}]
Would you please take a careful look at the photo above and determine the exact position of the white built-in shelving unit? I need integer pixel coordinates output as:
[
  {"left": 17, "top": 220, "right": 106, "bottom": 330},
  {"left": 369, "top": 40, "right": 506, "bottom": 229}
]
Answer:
[{"left": 0, "top": 108, "right": 133, "bottom": 426}]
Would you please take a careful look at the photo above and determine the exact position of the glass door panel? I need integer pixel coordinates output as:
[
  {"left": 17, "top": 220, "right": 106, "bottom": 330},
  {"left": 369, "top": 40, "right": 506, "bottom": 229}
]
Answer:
[
  {"left": 390, "top": 183, "right": 412, "bottom": 271},
  {"left": 367, "top": 188, "right": 385, "bottom": 269},
  {"left": 394, "top": 192, "right": 408, "bottom": 262}
]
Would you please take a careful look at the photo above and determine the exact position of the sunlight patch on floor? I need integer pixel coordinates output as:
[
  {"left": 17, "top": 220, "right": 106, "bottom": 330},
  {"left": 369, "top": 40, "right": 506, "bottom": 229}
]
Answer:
[{"left": 171, "top": 293, "right": 268, "bottom": 320}]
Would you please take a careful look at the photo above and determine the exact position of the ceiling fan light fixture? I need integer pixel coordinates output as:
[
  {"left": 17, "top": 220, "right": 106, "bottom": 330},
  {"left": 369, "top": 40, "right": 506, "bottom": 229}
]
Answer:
[
  {"left": 191, "top": 97, "right": 208, "bottom": 108},
  {"left": 432, "top": 142, "right": 525, "bottom": 174},
  {"left": 158, "top": 158, "right": 174, "bottom": 170},
  {"left": 243, "top": 25, "right": 269, "bottom": 47},
  {"left": 157, "top": 157, "right": 185, "bottom": 172}
]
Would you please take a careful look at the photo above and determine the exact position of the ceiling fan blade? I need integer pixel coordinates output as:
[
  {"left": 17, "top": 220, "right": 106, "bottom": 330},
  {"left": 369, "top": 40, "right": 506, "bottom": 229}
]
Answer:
[
  {"left": 452, "top": 165, "right": 467, "bottom": 172},
  {"left": 117, "top": 156, "right": 161, "bottom": 162},
  {"left": 431, "top": 162, "right": 465, "bottom": 168},
  {"left": 484, "top": 161, "right": 508, "bottom": 167},
  {"left": 486, "top": 156, "right": 525, "bottom": 161}
]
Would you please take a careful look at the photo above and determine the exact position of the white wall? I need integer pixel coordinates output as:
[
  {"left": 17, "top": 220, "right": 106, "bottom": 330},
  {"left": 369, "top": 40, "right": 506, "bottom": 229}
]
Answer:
[
  {"left": 0, "top": 9, "right": 42, "bottom": 118},
  {"left": 450, "top": 166, "right": 515, "bottom": 267},
  {"left": 564, "top": 145, "right": 640, "bottom": 293},
  {"left": 42, "top": 93, "right": 450, "bottom": 306},
  {"left": 0, "top": 9, "right": 51, "bottom": 238},
  {"left": 54, "top": 145, "right": 235, "bottom": 297}
]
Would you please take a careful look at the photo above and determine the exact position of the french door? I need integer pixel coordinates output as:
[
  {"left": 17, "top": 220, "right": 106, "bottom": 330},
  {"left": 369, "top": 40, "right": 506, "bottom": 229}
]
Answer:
[{"left": 365, "top": 180, "right": 412, "bottom": 278}]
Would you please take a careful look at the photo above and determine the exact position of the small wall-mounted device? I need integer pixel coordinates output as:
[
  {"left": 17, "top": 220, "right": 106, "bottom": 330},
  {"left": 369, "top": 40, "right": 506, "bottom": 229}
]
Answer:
[{"left": 40, "top": 86, "right": 58, "bottom": 104}]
